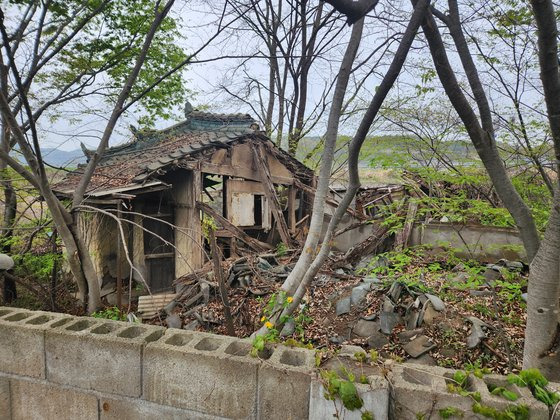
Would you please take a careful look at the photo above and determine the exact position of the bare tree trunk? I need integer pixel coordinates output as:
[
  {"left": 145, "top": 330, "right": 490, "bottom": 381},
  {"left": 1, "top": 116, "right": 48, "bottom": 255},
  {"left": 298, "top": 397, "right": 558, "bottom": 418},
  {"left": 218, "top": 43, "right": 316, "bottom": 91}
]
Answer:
[
  {"left": 275, "top": 0, "right": 431, "bottom": 327},
  {"left": 523, "top": 0, "right": 560, "bottom": 377},
  {"left": 423, "top": 4, "right": 540, "bottom": 261},
  {"left": 287, "top": 2, "right": 324, "bottom": 155},
  {"left": 280, "top": 17, "right": 365, "bottom": 296},
  {"left": 523, "top": 192, "right": 560, "bottom": 378},
  {"left": 0, "top": 0, "right": 175, "bottom": 313},
  {"left": 265, "top": 53, "right": 276, "bottom": 137},
  {"left": 0, "top": 62, "right": 16, "bottom": 303}
]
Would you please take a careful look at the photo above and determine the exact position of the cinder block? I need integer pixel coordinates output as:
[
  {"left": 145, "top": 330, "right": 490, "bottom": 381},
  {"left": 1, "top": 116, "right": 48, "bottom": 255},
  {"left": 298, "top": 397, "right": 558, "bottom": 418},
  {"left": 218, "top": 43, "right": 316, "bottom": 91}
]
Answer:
[
  {"left": 390, "top": 363, "right": 549, "bottom": 419},
  {"left": 257, "top": 345, "right": 314, "bottom": 420},
  {"left": 0, "top": 375, "right": 10, "bottom": 420},
  {"left": 45, "top": 318, "right": 164, "bottom": 397},
  {"left": 471, "top": 373, "right": 548, "bottom": 419},
  {"left": 143, "top": 330, "right": 260, "bottom": 418},
  {"left": 10, "top": 378, "right": 98, "bottom": 420},
  {"left": 309, "top": 375, "right": 389, "bottom": 420},
  {"left": 0, "top": 310, "right": 72, "bottom": 378},
  {"left": 99, "top": 395, "right": 227, "bottom": 420}
]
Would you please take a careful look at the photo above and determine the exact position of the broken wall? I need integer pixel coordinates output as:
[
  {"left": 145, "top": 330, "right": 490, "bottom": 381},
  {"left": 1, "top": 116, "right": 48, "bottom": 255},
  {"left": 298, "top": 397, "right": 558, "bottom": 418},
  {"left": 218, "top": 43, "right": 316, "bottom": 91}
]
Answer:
[
  {"left": 76, "top": 211, "right": 131, "bottom": 288},
  {"left": 410, "top": 222, "right": 526, "bottom": 262}
]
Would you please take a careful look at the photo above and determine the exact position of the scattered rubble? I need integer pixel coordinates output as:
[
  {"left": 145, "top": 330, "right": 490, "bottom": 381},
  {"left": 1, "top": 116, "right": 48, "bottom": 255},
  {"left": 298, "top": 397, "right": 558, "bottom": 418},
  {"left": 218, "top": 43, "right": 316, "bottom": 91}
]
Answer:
[{"left": 135, "top": 176, "right": 529, "bottom": 375}]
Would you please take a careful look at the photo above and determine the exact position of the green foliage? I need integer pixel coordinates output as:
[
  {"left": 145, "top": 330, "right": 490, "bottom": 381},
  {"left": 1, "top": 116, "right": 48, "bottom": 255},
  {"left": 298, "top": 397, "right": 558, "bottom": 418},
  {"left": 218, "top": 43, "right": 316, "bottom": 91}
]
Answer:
[
  {"left": 92, "top": 306, "right": 127, "bottom": 321},
  {"left": 489, "top": 386, "right": 519, "bottom": 402},
  {"left": 511, "top": 176, "right": 551, "bottom": 232},
  {"left": 13, "top": 252, "right": 61, "bottom": 281},
  {"left": 493, "top": 278, "right": 526, "bottom": 303},
  {"left": 471, "top": 402, "right": 529, "bottom": 420},
  {"left": 252, "top": 292, "right": 311, "bottom": 356},
  {"left": 201, "top": 215, "right": 217, "bottom": 239},
  {"left": 315, "top": 351, "right": 323, "bottom": 367},
  {"left": 453, "top": 371, "right": 468, "bottom": 388},
  {"left": 11, "top": 0, "right": 190, "bottom": 127},
  {"left": 446, "top": 371, "right": 481, "bottom": 402},
  {"left": 376, "top": 167, "right": 550, "bottom": 234},
  {"left": 507, "top": 369, "right": 560, "bottom": 407},
  {"left": 275, "top": 242, "right": 288, "bottom": 257},
  {"left": 439, "top": 407, "right": 464, "bottom": 418},
  {"left": 354, "top": 351, "right": 368, "bottom": 363},
  {"left": 320, "top": 369, "right": 364, "bottom": 411},
  {"left": 463, "top": 361, "right": 491, "bottom": 379},
  {"left": 361, "top": 411, "right": 374, "bottom": 420}
]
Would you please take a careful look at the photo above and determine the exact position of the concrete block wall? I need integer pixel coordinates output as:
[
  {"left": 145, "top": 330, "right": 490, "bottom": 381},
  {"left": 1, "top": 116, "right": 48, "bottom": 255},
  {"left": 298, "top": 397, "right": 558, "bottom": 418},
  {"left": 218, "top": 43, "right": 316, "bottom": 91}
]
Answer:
[
  {"left": 0, "top": 306, "right": 324, "bottom": 420},
  {"left": 0, "top": 306, "right": 555, "bottom": 419}
]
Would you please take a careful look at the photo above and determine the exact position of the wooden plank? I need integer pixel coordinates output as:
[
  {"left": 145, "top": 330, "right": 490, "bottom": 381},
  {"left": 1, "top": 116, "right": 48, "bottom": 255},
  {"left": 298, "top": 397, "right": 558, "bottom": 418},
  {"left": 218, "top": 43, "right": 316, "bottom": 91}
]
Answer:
[
  {"left": 287, "top": 186, "right": 296, "bottom": 233},
  {"left": 145, "top": 252, "right": 175, "bottom": 259},
  {"left": 196, "top": 201, "right": 272, "bottom": 252},
  {"left": 199, "top": 161, "right": 294, "bottom": 185},
  {"left": 251, "top": 143, "right": 292, "bottom": 246},
  {"left": 137, "top": 293, "right": 176, "bottom": 318},
  {"left": 394, "top": 200, "right": 419, "bottom": 251}
]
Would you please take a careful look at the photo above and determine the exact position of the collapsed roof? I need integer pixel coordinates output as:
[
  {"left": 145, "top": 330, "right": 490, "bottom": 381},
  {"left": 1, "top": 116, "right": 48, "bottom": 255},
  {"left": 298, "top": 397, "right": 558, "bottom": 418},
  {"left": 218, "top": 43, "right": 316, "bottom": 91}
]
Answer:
[{"left": 56, "top": 111, "right": 313, "bottom": 197}]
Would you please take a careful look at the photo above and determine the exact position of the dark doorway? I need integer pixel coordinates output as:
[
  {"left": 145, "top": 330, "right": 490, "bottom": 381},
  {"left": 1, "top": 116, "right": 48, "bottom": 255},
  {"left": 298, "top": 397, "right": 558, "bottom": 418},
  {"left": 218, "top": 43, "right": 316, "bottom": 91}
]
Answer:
[{"left": 143, "top": 201, "right": 175, "bottom": 292}]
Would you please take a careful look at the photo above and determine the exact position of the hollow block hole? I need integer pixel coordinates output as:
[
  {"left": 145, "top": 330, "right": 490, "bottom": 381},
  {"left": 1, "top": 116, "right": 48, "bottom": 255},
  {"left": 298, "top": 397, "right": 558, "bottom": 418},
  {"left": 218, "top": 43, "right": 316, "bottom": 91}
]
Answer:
[
  {"left": 91, "top": 323, "right": 116, "bottom": 334},
  {"left": 165, "top": 334, "right": 191, "bottom": 346},
  {"left": 444, "top": 372, "right": 474, "bottom": 391},
  {"left": 26, "top": 315, "right": 52, "bottom": 325},
  {"left": 225, "top": 341, "right": 251, "bottom": 357},
  {"left": 66, "top": 319, "right": 94, "bottom": 331},
  {"left": 279, "top": 350, "right": 306, "bottom": 367},
  {"left": 145, "top": 330, "right": 164, "bottom": 343},
  {"left": 402, "top": 367, "right": 432, "bottom": 386},
  {"left": 50, "top": 318, "right": 71, "bottom": 328},
  {"left": 5, "top": 312, "right": 30, "bottom": 322},
  {"left": 118, "top": 326, "right": 146, "bottom": 339},
  {"left": 0, "top": 309, "right": 13, "bottom": 318},
  {"left": 194, "top": 337, "right": 222, "bottom": 351}
]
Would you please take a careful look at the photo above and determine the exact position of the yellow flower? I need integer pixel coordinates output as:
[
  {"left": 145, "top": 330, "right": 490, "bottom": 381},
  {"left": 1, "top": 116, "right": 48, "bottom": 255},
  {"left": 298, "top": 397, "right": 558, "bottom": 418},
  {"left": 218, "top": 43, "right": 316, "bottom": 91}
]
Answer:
[
  {"left": 265, "top": 321, "right": 274, "bottom": 329},
  {"left": 260, "top": 316, "right": 266, "bottom": 322},
  {"left": 286, "top": 296, "right": 294, "bottom": 303}
]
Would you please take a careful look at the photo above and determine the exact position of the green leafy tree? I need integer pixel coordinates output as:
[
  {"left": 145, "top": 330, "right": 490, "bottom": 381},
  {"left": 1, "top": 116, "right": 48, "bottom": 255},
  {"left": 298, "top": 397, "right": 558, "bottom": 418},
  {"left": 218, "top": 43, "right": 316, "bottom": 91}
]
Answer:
[{"left": 0, "top": 0, "right": 188, "bottom": 312}]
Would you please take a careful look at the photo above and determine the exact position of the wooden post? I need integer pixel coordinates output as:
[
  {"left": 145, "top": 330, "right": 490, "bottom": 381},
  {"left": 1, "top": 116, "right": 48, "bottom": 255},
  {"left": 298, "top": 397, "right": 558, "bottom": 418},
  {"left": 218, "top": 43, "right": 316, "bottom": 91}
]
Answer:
[
  {"left": 173, "top": 170, "right": 203, "bottom": 278},
  {"left": 287, "top": 185, "right": 297, "bottom": 233},
  {"left": 251, "top": 143, "right": 292, "bottom": 246},
  {"left": 116, "top": 200, "right": 123, "bottom": 308},
  {"left": 50, "top": 229, "right": 58, "bottom": 311},
  {"left": 394, "top": 200, "right": 418, "bottom": 251},
  {"left": 208, "top": 228, "right": 236, "bottom": 336}
]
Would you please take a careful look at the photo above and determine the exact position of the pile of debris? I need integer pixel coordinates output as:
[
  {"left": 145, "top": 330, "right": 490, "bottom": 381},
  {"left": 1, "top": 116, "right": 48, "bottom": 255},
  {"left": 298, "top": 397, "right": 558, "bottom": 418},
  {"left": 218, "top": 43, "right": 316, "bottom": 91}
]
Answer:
[{"left": 141, "top": 253, "right": 297, "bottom": 326}]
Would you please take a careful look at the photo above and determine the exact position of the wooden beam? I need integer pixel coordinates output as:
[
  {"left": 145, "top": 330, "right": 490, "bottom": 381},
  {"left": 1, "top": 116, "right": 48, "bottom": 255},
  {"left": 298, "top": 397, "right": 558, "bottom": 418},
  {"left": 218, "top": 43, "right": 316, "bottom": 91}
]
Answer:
[
  {"left": 251, "top": 143, "right": 293, "bottom": 247},
  {"left": 394, "top": 200, "right": 418, "bottom": 251},
  {"left": 208, "top": 228, "right": 236, "bottom": 336},
  {"left": 196, "top": 202, "right": 272, "bottom": 252},
  {"left": 288, "top": 185, "right": 296, "bottom": 233},
  {"left": 293, "top": 179, "right": 367, "bottom": 220},
  {"left": 199, "top": 162, "right": 294, "bottom": 185}
]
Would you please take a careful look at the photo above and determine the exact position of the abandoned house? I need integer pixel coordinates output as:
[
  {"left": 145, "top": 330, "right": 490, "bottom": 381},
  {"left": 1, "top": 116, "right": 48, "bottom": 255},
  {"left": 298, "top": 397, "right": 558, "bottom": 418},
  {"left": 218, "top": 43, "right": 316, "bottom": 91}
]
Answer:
[{"left": 56, "top": 107, "right": 315, "bottom": 298}]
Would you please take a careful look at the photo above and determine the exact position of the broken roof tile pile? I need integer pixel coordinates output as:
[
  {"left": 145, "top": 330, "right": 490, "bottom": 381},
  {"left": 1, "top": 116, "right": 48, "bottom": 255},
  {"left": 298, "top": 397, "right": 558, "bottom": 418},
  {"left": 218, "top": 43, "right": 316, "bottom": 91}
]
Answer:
[{"left": 57, "top": 112, "right": 259, "bottom": 195}]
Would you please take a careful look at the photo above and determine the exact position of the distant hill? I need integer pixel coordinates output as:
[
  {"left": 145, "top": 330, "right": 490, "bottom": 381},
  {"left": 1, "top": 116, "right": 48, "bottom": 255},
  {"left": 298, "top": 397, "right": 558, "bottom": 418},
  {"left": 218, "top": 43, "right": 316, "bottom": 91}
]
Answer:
[{"left": 13, "top": 148, "right": 86, "bottom": 168}]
